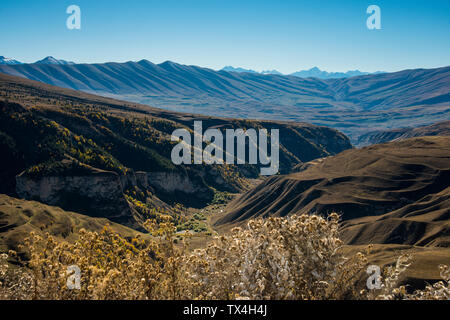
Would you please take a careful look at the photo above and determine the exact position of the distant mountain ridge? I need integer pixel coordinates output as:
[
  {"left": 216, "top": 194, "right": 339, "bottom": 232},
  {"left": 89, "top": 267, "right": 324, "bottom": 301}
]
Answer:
[
  {"left": 0, "top": 56, "right": 74, "bottom": 65},
  {"left": 221, "top": 66, "right": 258, "bottom": 73},
  {"left": 290, "top": 66, "right": 384, "bottom": 79},
  {"left": 0, "top": 59, "right": 448, "bottom": 142},
  {"left": 0, "top": 56, "right": 22, "bottom": 65},
  {"left": 34, "top": 56, "right": 75, "bottom": 65},
  {"left": 221, "top": 65, "right": 384, "bottom": 78}
]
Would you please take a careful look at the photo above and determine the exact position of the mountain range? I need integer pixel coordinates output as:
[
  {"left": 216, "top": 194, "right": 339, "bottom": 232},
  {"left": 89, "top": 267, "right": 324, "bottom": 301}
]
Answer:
[
  {"left": 0, "top": 56, "right": 75, "bottom": 65},
  {"left": 1, "top": 57, "right": 379, "bottom": 78},
  {"left": 0, "top": 59, "right": 448, "bottom": 143},
  {"left": 0, "top": 56, "right": 22, "bottom": 65},
  {"left": 34, "top": 56, "right": 75, "bottom": 65},
  {"left": 221, "top": 66, "right": 284, "bottom": 76},
  {"left": 222, "top": 65, "right": 384, "bottom": 78}
]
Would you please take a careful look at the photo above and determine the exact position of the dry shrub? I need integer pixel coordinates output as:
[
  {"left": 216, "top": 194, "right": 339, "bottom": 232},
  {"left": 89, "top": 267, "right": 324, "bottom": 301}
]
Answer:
[
  {"left": 0, "top": 213, "right": 448, "bottom": 300},
  {"left": 406, "top": 265, "right": 449, "bottom": 300},
  {"left": 366, "top": 255, "right": 449, "bottom": 300},
  {"left": 0, "top": 218, "right": 191, "bottom": 300},
  {"left": 185, "top": 213, "right": 367, "bottom": 299}
]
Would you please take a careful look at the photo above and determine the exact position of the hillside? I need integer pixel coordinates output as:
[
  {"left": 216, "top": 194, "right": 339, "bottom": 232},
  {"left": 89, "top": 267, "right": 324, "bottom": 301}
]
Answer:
[
  {"left": 0, "top": 62, "right": 448, "bottom": 142},
  {"left": 217, "top": 136, "right": 450, "bottom": 248},
  {"left": 0, "top": 194, "right": 147, "bottom": 258},
  {"left": 0, "top": 73, "right": 350, "bottom": 230},
  {"left": 357, "top": 120, "right": 450, "bottom": 146},
  {"left": 340, "top": 186, "right": 450, "bottom": 247}
]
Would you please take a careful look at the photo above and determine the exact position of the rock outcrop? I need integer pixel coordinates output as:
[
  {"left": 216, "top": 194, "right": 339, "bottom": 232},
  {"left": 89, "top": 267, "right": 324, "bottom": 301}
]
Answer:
[
  {"left": 15, "top": 169, "right": 138, "bottom": 228},
  {"left": 14, "top": 166, "right": 216, "bottom": 227},
  {"left": 146, "top": 171, "right": 201, "bottom": 193}
]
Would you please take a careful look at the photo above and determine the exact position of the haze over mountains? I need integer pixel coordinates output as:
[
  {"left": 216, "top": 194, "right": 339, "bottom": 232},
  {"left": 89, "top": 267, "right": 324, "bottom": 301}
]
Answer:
[
  {"left": 222, "top": 65, "right": 383, "bottom": 78},
  {"left": 0, "top": 57, "right": 448, "bottom": 143}
]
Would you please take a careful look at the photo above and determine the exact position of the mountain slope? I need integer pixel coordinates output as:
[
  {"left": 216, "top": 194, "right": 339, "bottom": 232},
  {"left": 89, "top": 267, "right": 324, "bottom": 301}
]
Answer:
[
  {"left": 0, "top": 194, "right": 147, "bottom": 256},
  {"left": 340, "top": 186, "right": 450, "bottom": 247},
  {"left": 357, "top": 120, "right": 450, "bottom": 146},
  {"left": 216, "top": 136, "right": 450, "bottom": 247},
  {"left": 0, "top": 61, "right": 448, "bottom": 142}
]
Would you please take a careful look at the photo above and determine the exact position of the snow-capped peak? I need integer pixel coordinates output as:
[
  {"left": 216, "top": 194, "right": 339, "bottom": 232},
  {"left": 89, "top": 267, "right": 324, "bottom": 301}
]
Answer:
[
  {"left": 34, "top": 56, "right": 75, "bottom": 65},
  {"left": 0, "top": 56, "right": 23, "bottom": 65}
]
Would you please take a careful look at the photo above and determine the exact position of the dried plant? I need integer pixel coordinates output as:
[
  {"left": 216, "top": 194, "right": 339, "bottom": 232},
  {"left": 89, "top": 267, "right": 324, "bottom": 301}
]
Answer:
[
  {"left": 0, "top": 213, "right": 448, "bottom": 300},
  {"left": 405, "top": 265, "right": 449, "bottom": 300},
  {"left": 185, "top": 213, "right": 367, "bottom": 299}
]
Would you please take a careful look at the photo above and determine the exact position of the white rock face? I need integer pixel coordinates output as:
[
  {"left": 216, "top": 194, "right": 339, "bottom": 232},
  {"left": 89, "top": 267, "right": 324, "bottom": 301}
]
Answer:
[
  {"left": 119, "top": 172, "right": 137, "bottom": 189},
  {"left": 135, "top": 171, "right": 149, "bottom": 189},
  {"left": 15, "top": 171, "right": 134, "bottom": 225},
  {"left": 146, "top": 172, "right": 198, "bottom": 193},
  {"left": 15, "top": 169, "right": 212, "bottom": 227}
]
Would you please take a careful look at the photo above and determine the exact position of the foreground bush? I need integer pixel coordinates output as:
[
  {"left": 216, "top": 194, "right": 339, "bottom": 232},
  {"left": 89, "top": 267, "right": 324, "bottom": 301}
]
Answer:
[
  {"left": 0, "top": 214, "right": 448, "bottom": 300},
  {"left": 186, "top": 213, "right": 367, "bottom": 299}
]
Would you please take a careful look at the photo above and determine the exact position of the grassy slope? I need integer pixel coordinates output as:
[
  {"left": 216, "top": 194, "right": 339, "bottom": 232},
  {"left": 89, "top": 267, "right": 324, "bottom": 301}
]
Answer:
[{"left": 0, "top": 194, "right": 147, "bottom": 256}]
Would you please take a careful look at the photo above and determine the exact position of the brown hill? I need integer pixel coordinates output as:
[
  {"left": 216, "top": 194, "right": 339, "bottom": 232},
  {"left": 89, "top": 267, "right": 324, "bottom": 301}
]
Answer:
[
  {"left": 340, "top": 186, "right": 450, "bottom": 247},
  {"left": 217, "top": 136, "right": 450, "bottom": 248},
  {"left": 0, "top": 194, "right": 146, "bottom": 257}
]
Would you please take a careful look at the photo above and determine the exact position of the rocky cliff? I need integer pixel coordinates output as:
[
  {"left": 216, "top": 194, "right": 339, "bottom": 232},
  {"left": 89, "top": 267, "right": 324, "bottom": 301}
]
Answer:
[
  {"left": 14, "top": 165, "right": 214, "bottom": 227},
  {"left": 15, "top": 169, "right": 139, "bottom": 228}
]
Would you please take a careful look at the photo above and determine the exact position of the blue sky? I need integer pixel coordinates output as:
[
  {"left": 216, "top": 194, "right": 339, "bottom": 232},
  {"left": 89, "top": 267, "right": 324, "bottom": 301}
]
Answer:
[{"left": 0, "top": 0, "right": 449, "bottom": 73}]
